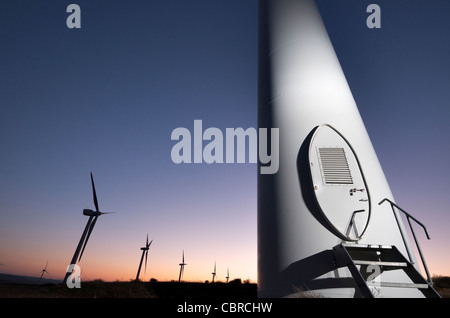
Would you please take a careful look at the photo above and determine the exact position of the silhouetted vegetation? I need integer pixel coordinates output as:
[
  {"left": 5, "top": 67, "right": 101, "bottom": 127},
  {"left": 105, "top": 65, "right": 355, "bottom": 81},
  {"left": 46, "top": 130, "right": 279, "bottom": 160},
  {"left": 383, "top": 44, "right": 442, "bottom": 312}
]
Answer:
[
  {"left": 0, "top": 279, "right": 257, "bottom": 298},
  {"left": 149, "top": 280, "right": 257, "bottom": 300},
  {"left": 433, "top": 275, "right": 450, "bottom": 298},
  {"left": 0, "top": 280, "right": 157, "bottom": 298}
]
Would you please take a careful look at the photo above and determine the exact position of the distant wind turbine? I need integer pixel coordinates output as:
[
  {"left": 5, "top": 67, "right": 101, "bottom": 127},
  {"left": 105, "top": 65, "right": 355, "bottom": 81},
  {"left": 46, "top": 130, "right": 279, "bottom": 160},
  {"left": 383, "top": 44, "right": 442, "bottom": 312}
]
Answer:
[
  {"left": 211, "top": 261, "right": 216, "bottom": 283},
  {"left": 178, "top": 250, "right": 186, "bottom": 282},
  {"left": 136, "top": 235, "right": 153, "bottom": 281},
  {"left": 38, "top": 261, "right": 50, "bottom": 284},
  {"left": 226, "top": 267, "right": 229, "bottom": 283},
  {"left": 63, "top": 172, "right": 116, "bottom": 284}
]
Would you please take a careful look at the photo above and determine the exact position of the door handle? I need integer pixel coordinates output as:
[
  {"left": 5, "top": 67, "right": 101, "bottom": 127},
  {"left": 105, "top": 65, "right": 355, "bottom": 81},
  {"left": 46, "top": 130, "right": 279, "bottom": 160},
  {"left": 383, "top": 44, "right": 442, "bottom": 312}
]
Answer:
[{"left": 349, "top": 188, "right": 365, "bottom": 196}]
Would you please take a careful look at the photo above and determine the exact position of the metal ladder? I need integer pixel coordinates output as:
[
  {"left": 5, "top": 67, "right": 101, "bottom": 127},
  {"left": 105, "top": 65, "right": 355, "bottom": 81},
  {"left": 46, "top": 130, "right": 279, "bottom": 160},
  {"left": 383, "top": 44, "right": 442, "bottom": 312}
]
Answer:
[
  {"left": 333, "top": 243, "right": 441, "bottom": 298},
  {"left": 333, "top": 198, "right": 441, "bottom": 298}
]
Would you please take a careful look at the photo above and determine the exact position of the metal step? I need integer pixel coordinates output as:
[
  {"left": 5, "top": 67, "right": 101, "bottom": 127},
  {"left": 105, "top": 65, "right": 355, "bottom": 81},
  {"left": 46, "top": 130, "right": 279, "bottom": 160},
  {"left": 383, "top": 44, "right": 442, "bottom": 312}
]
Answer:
[
  {"left": 367, "top": 281, "right": 429, "bottom": 289},
  {"left": 333, "top": 243, "right": 441, "bottom": 298},
  {"left": 342, "top": 244, "right": 392, "bottom": 250},
  {"left": 344, "top": 245, "right": 410, "bottom": 265},
  {"left": 353, "top": 260, "right": 408, "bottom": 267}
]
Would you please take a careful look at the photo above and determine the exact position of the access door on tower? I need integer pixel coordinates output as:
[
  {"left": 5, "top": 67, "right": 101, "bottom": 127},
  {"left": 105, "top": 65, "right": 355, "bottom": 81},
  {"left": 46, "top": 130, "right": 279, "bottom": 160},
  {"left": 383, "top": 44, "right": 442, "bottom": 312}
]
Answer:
[{"left": 308, "top": 124, "right": 371, "bottom": 241}]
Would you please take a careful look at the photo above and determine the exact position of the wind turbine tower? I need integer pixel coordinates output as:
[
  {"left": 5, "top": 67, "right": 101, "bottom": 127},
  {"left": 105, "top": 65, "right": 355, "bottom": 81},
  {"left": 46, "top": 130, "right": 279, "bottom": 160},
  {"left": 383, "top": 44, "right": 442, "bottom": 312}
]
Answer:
[
  {"left": 258, "top": 0, "right": 439, "bottom": 298},
  {"left": 136, "top": 235, "right": 153, "bottom": 281},
  {"left": 178, "top": 250, "right": 186, "bottom": 282},
  {"left": 226, "top": 267, "right": 230, "bottom": 283},
  {"left": 63, "top": 172, "right": 115, "bottom": 284},
  {"left": 211, "top": 262, "right": 216, "bottom": 283}
]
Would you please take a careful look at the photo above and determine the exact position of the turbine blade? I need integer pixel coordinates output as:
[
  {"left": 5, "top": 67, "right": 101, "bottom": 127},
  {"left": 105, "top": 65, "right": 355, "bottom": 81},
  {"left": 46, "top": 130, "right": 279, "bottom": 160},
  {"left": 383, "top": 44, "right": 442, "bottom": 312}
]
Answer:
[
  {"left": 146, "top": 234, "right": 148, "bottom": 246},
  {"left": 147, "top": 239, "right": 153, "bottom": 248},
  {"left": 76, "top": 216, "right": 93, "bottom": 261},
  {"left": 79, "top": 216, "right": 98, "bottom": 261},
  {"left": 90, "top": 172, "right": 99, "bottom": 212}
]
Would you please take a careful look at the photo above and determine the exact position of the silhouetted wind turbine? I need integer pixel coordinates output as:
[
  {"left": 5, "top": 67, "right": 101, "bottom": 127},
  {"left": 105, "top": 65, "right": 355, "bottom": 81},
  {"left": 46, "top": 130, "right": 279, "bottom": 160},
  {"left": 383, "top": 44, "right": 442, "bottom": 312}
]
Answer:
[
  {"left": 63, "top": 172, "right": 116, "bottom": 284},
  {"left": 178, "top": 250, "right": 186, "bottom": 282},
  {"left": 226, "top": 267, "right": 229, "bottom": 283},
  {"left": 211, "top": 261, "right": 216, "bottom": 283},
  {"left": 38, "top": 261, "right": 50, "bottom": 284},
  {"left": 136, "top": 235, "right": 153, "bottom": 281}
]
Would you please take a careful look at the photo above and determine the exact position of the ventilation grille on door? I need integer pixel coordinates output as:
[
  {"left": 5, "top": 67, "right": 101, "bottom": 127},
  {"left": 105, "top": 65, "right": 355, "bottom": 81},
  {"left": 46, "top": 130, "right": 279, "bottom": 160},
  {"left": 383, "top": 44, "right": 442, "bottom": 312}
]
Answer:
[{"left": 318, "top": 147, "right": 353, "bottom": 185}]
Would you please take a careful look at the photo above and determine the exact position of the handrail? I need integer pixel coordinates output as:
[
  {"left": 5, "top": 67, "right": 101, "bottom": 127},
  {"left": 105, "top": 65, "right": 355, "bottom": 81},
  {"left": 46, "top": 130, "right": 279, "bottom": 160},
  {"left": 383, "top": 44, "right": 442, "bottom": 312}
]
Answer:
[
  {"left": 344, "top": 209, "right": 366, "bottom": 241},
  {"left": 378, "top": 198, "right": 433, "bottom": 284}
]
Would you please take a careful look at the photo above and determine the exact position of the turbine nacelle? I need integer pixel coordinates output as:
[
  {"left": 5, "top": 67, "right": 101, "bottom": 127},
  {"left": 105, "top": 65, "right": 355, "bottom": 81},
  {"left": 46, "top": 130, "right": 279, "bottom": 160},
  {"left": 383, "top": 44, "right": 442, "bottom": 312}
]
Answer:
[
  {"left": 140, "top": 237, "right": 152, "bottom": 252},
  {"left": 83, "top": 209, "right": 114, "bottom": 216}
]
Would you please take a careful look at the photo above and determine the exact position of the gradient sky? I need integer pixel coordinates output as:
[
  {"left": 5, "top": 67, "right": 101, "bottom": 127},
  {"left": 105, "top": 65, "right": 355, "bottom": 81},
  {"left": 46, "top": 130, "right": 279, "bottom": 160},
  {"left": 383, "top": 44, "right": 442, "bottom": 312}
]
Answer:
[{"left": 0, "top": 0, "right": 449, "bottom": 284}]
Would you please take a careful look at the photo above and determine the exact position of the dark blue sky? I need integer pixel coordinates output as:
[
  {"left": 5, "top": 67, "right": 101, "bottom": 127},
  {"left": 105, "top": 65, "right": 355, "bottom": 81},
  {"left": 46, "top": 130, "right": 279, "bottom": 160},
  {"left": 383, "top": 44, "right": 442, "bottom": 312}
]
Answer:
[{"left": 1, "top": 0, "right": 449, "bottom": 281}]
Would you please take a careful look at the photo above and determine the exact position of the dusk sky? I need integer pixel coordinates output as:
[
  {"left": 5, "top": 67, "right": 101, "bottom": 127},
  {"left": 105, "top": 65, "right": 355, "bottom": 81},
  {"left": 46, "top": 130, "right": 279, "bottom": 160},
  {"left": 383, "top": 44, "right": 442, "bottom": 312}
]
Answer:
[{"left": 1, "top": 0, "right": 449, "bottom": 284}]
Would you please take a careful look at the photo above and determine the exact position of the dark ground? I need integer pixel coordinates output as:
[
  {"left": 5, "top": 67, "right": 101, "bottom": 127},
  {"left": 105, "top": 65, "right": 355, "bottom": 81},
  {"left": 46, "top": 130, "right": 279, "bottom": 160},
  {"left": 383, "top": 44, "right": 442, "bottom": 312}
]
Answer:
[
  {"left": 0, "top": 274, "right": 448, "bottom": 298},
  {"left": 0, "top": 279, "right": 257, "bottom": 299}
]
